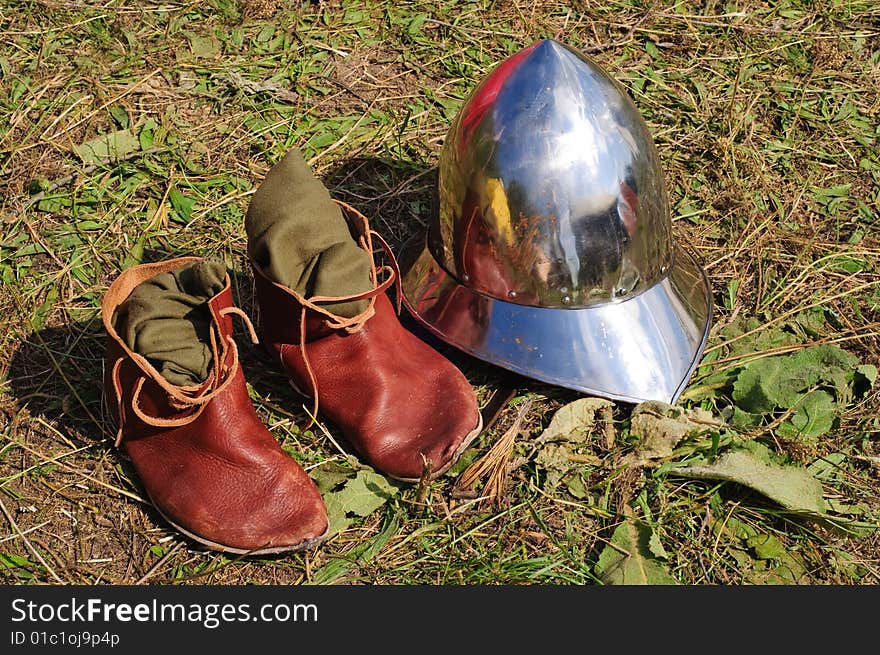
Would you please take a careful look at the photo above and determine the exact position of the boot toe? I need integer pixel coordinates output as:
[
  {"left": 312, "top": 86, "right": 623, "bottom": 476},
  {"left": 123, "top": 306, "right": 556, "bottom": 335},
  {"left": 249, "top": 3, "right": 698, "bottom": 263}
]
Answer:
[
  {"left": 363, "top": 403, "right": 481, "bottom": 481},
  {"left": 251, "top": 464, "right": 329, "bottom": 551},
  {"left": 168, "top": 474, "right": 327, "bottom": 554},
  {"left": 131, "top": 441, "right": 329, "bottom": 554}
]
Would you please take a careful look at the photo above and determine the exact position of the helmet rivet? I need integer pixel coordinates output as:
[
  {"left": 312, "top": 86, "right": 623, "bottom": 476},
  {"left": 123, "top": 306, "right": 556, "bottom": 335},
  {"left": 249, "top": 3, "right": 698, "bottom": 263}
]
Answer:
[
  {"left": 660, "top": 265, "right": 668, "bottom": 275},
  {"left": 615, "top": 288, "right": 628, "bottom": 298},
  {"left": 560, "top": 286, "right": 568, "bottom": 293},
  {"left": 562, "top": 295, "right": 572, "bottom": 305},
  {"left": 461, "top": 274, "right": 470, "bottom": 282},
  {"left": 507, "top": 290, "right": 518, "bottom": 299}
]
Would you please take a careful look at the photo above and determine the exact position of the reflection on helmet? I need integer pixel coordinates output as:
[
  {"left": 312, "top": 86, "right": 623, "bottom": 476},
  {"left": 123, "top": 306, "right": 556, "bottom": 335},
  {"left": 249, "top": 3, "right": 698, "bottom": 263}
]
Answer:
[
  {"left": 434, "top": 38, "right": 673, "bottom": 309},
  {"left": 400, "top": 39, "right": 712, "bottom": 404}
]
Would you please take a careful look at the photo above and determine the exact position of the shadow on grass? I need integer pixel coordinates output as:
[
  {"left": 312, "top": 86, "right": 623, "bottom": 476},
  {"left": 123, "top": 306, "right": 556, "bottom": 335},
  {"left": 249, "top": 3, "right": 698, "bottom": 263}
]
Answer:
[
  {"left": 322, "top": 155, "right": 536, "bottom": 393},
  {"left": 7, "top": 316, "right": 111, "bottom": 446},
  {"left": 3, "top": 315, "right": 175, "bottom": 582}
]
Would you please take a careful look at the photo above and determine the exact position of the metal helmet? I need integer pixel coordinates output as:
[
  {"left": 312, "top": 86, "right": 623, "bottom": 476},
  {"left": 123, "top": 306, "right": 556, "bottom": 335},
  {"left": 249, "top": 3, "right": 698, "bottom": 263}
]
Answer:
[{"left": 399, "top": 39, "right": 712, "bottom": 404}]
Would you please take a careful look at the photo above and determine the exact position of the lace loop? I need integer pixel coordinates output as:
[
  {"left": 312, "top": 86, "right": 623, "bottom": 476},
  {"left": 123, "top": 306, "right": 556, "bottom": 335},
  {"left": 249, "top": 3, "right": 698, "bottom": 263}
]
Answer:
[
  {"left": 294, "top": 200, "right": 403, "bottom": 428},
  {"left": 113, "top": 315, "right": 247, "bottom": 442},
  {"left": 220, "top": 306, "right": 260, "bottom": 344}
]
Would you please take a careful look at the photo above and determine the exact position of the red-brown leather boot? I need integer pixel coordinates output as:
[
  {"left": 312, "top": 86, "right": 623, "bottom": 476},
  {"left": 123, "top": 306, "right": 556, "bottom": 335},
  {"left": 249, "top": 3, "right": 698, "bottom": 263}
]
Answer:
[
  {"left": 251, "top": 203, "right": 483, "bottom": 482},
  {"left": 102, "top": 257, "right": 329, "bottom": 554}
]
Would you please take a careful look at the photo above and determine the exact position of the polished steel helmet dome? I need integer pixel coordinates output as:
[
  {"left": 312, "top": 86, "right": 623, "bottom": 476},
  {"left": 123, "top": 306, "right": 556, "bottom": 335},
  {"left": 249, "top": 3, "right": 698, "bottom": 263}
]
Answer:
[{"left": 399, "top": 38, "right": 712, "bottom": 404}]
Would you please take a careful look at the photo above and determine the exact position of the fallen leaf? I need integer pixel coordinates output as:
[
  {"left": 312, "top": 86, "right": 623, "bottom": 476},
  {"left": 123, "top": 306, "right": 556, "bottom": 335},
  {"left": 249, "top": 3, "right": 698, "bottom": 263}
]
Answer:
[
  {"left": 595, "top": 519, "right": 678, "bottom": 585},
  {"left": 321, "top": 469, "right": 400, "bottom": 536},
  {"left": 537, "top": 397, "right": 614, "bottom": 445},
  {"left": 671, "top": 448, "right": 827, "bottom": 516},
  {"left": 625, "top": 400, "right": 720, "bottom": 464},
  {"left": 75, "top": 129, "right": 140, "bottom": 163},
  {"left": 535, "top": 443, "right": 573, "bottom": 491},
  {"left": 534, "top": 397, "right": 613, "bottom": 493}
]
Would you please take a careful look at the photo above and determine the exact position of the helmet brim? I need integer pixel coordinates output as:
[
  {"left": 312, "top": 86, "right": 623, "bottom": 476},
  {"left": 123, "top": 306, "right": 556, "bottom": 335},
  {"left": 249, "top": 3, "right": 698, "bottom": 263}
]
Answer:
[{"left": 399, "top": 231, "right": 713, "bottom": 404}]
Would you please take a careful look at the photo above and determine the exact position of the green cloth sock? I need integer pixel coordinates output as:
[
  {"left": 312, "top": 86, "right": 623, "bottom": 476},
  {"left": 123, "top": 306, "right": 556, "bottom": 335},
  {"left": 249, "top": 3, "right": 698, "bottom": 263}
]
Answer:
[
  {"left": 245, "top": 148, "right": 372, "bottom": 318},
  {"left": 115, "top": 260, "right": 228, "bottom": 387}
]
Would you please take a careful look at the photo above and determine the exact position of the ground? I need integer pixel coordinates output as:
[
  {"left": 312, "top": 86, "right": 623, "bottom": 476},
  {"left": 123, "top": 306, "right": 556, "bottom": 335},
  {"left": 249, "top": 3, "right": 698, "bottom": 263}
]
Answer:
[{"left": 1, "top": 0, "right": 878, "bottom": 585}]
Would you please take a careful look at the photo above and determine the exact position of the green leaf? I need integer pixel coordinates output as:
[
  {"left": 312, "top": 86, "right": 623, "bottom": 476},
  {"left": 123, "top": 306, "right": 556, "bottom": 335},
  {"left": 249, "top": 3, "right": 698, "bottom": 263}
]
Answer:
[
  {"left": 566, "top": 473, "right": 591, "bottom": 500},
  {"left": 732, "top": 345, "right": 863, "bottom": 416},
  {"left": 719, "top": 317, "right": 799, "bottom": 360},
  {"left": 322, "top": 469, "right": 400, "bottom": 536},
  {"left": 310, "top": 461, "right": 353, "bottom": 493},
  {"left": 75, "top": 129, "right": 140, "bottom": 163},
  {"left": 0, "top": 552, "right": 35, "bottom": 569},
  {"left": 31, "top": 287, "right": 58, "bottom": 330},
  {"left": 309, "top": 510, "right": 399, "bottom": 585},
  {"left": 122, "top": 234, "right": 146, "bottom": 270},
  {"left": 807, "top": 453, "right": 847, "bottom": 481},
  {"left": 595, "top": 519, "right": 678, "bottom": 585},
  {"left": 732, "top": 358, "right": 787, "bottom": 413},
  {"left": 730, "top": 406, "right": 763, "bottom": 428},
  {"left": 671, "top": 448, "right": 827, "bottom": 516},
  {"left": 777, "top": 390, "right": 836, "bottom": 440},
  {"left": 168, "top": 187, "right": 196, "bottom": 224},
  {"left": 346, "top": 470, "right": 395, "bottom": 513},
  {"left": 322, "top": 494, "right": 353, "bottom": 536},
  {"left": 793, "top": 307, "right": 827, "bottom": 337},
  {"left": 139, "top": 118, "right": 158, "bottom": 150},
  {"left": 852, "top": 365, "right": 877, "bottom": 397},
  {"left": 306, "top": 131, "right": 337, "bottom": 150},
  {"left": 790, "top": 346, "right": 858, "bottom": 401},
  {"left": 407, "top": 13, "right": 429, "bottom": 36},
  {"left": 746, "top": 533, "right": 787, "bottom": 560},
  {"left": 109, "top": 104, "right": 129, "bottom": 129},
  {"left": 187, "top": 33, "right": 221, "bottom": 59},
  {"left": 648, "top": 530, "right": 670, "bottom": 560},
  {"left": 830, "top": 256, "right": 868, "bottom": 274}
]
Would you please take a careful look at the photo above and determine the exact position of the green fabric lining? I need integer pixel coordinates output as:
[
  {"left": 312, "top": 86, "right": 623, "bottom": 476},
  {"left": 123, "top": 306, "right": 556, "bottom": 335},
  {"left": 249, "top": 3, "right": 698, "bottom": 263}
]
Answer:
[
  {"left": 245, "top": 148, "right": 372, "bottom": 318},
  {"left": 115, "top": 260, "right": 227, "bottom": 387}
]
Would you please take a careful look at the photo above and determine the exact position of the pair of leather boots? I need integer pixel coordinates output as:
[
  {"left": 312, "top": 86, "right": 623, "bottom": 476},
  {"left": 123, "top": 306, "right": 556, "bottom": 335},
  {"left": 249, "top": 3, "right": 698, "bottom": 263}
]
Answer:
[{"left": 102, "top": 154, "right": 482, "bottom": 555}]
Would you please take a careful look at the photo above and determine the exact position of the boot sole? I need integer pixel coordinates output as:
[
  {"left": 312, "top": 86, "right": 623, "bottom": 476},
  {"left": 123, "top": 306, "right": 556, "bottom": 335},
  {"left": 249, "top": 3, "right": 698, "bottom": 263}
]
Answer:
[{"left": 148, "top": 493, "right": 331, "bottom": 556}]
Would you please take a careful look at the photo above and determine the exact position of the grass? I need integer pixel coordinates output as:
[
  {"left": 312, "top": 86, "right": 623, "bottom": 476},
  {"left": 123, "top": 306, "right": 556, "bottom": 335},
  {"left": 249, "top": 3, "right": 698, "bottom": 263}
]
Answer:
[{"left": 1, "top": 0, "right": 878, "bottom": 585}]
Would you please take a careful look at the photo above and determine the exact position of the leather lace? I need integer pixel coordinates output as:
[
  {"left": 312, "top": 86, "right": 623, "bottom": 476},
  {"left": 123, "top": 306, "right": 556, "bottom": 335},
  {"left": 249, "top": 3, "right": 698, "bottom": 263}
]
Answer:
[
  {"left": 289, "top": 199, "right": 402, "bottom": 426},
  {"left": 112, "top": 306, "right": 260, "bottom": 446}
]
